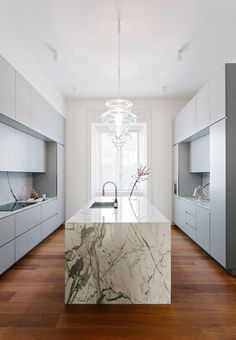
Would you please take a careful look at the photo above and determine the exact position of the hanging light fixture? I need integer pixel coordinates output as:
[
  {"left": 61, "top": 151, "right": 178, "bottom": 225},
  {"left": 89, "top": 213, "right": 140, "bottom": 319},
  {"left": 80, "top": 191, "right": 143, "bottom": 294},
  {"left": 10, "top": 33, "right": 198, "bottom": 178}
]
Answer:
[{"left": 101, "top": 16, "right": 137, "bottom": 148}]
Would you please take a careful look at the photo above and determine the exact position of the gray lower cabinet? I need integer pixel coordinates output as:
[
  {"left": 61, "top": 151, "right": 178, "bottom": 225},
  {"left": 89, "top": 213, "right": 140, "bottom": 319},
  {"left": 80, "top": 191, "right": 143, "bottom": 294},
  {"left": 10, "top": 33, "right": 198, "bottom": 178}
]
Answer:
[
  {"left": 0, "top": 241, "right": 15, "bottom": 275},
  {"left": 42, "top": 199, "right": 57, "bottom": 221},
  {"left": 0, "top": 199, "right": 59, "bottom": 275},
  {"left": 15, "top": 224, "right": 42, "bottom": 262},
  {"left": 15, "top": 205, "right": 41, "bottom": 237},
  {"left": 174, "top": 197, "right": 185, "bottom": 229},
  {"left": 0, "top": 215, "right": 14, "bottom": 247},
  {"left": 184, "top": 223, "right": 196, "bottom": 242},
  {"left": 0, "top": 55, "right": 15, "bottom": 119},
  {"left": 196, "top": 207, "right": 210, "bottom": 253},
  {"left": 42, "top": 214, "right": 57, "bottom": 239},
  {"left": 175, "top": 198, "right": 210, "bottom": 253}
]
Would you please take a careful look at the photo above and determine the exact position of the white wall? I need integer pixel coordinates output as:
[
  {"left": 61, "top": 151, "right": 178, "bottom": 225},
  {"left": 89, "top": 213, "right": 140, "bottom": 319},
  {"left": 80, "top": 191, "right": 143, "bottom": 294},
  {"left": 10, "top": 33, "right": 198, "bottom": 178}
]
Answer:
[
  {"left": 0, "top": 14, "right": 65, "bottom": 117},
  {"left": 65, "top": 97, "right": 188, "bottom": 221}
]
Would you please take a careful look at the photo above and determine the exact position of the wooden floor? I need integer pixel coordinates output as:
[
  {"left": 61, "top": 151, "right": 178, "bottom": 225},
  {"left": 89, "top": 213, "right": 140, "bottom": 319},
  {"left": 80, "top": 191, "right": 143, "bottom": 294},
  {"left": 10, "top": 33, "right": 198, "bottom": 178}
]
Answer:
[{"left": 0, "top": 226, "right": 236, "bottom": 340}]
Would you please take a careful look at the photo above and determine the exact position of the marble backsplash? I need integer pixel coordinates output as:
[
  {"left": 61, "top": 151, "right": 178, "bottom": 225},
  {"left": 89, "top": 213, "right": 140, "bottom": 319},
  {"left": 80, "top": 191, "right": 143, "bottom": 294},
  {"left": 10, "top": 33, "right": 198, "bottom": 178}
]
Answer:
[{"left": 0, "top": 172, "right": 33, "bottom": 205}]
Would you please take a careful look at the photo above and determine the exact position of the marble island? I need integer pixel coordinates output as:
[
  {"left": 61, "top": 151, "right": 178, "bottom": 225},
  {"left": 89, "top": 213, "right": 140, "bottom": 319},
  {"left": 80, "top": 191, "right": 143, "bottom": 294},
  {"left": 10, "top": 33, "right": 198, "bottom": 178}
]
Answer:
[{"left": 65, "top": 196, "right": 171, "bottom": 304}]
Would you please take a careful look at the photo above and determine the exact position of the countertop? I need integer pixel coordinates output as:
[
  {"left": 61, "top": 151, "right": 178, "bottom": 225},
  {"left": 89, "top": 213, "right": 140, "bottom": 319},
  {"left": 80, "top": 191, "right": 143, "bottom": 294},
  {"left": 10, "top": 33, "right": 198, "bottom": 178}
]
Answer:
[
  {"left": 0, "top": 197, "right": 57, "bottom": 220},
  {"left": 66, "top": 196, "right": 170, "bottom": 224},
  {"left": 179, "top": 196, "right": 210, "bottom": 210}
]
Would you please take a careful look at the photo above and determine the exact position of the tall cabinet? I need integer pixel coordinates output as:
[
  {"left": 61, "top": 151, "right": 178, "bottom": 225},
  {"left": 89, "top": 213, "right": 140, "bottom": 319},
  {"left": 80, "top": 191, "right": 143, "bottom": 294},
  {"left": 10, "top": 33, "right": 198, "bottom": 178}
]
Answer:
[
  {"left": 57, "top": 144, "right": 66, "bottom": 226},
  {"left": 173, "top": 63, "right": 236, "bottom": 275}
]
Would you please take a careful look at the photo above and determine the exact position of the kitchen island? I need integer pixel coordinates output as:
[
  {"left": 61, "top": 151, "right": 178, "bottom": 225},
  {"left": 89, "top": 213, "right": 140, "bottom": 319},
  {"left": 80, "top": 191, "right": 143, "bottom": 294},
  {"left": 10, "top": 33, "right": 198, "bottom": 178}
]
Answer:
[{"left": 65, "top": 196, "right": 171, "bottom": 304}]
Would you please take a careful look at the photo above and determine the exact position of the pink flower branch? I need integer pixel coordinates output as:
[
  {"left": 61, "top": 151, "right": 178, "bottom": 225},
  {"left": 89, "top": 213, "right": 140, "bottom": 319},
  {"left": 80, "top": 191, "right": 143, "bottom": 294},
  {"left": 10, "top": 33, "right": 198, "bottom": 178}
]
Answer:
[{"left": 129, "top": 165, "right": 150, "bottom": 198}]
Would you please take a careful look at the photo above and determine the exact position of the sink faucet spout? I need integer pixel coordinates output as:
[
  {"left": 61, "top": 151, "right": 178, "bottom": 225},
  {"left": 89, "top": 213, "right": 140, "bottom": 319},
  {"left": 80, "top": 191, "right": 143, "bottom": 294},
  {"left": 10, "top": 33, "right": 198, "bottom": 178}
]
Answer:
[{"left": 102, "top": 181, "right": 118, "bottom": 209}]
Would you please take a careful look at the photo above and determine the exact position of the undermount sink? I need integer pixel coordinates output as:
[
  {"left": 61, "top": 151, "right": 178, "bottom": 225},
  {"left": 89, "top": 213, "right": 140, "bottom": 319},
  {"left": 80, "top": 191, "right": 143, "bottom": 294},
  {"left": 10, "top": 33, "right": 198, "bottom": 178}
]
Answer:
[{"left": 90, "top": 202, "right": 114, "bottom": 209}]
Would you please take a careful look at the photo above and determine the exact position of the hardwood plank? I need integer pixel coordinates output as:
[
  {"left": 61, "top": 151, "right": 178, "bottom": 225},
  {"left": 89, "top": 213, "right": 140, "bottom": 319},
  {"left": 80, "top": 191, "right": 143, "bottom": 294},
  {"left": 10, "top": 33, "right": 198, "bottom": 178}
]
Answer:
[{"left": 0, "top": 225, "right": 235, "bottom": 339}]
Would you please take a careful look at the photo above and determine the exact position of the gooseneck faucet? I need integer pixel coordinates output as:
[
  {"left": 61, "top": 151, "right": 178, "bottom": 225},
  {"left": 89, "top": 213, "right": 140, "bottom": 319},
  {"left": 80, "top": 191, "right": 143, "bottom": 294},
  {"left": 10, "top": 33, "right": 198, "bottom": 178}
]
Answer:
[{"left": 102, "top": 181, "right": 118, "bottom": 209}]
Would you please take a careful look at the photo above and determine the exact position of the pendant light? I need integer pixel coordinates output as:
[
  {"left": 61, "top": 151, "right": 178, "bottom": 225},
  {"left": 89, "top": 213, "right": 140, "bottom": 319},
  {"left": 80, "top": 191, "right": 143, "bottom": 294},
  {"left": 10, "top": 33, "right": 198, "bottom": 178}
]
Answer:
[{"left": 101, "top": 16, "right": 137, "bottom": 148}]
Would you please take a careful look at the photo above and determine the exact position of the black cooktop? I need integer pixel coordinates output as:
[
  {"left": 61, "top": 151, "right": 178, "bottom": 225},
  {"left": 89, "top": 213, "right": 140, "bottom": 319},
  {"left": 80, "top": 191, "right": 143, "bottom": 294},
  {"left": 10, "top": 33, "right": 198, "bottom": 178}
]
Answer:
[{"left": 0, "top": 201, "right": 37, "bottom": 211}]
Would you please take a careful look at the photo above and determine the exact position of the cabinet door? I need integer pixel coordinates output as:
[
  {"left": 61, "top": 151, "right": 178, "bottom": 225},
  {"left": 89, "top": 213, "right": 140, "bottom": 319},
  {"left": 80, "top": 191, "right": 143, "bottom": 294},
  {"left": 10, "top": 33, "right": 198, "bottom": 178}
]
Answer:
[
  {"left": 42, "top": 214, "right": 57, "bottom": 239},
  {"left": 0, "top": 241, "right": 15, "bottom": 275},
  {"left": 15, "top": 224, "right": 41, "bottom": 261},
  {"left": 210, "top": 67, "right": 226, "bottom": 124},
  {"left": 210, "top": 119, "right": 226, "bottom": 266},
  {"left": 15, "top": 205, "right": 41, "bottom": 237},
  {"left": 196, "top": 207, "right": 210, "bottom": 253},
  {"left": 57, "top": 144, "right": 65, "bottom": 225},
  {"left": 0, "top": 56, "right": 15, "bottom": 119},
  {"left": 42, "top": 199, "right": 57, "bottom": 222},
  {"left": 38, "top": 139, "right": 46, "bottom": 172},
  {"left": 0, "top": 123, "right": 28, "bottom": 171},
  {"left": 0, "top": 216, "right": 14, "bottom": 247},
  {"left": 31, "top": 88, "right": 49, "bottom": 137},
  {"left": 57, "top": 113, "right": 66, "bottom": 145},
  {"left": 175, "top": 97, "right": 196, "bottom": 143},
  {"left": 196, "top": 82, "right": 210, "bottom": 132},
  {"left": 189, "top": 134, "right": 210, "bottom": 173},
  {"left": 175, "top": 198, "right": 186, "bottom": 230},
  {"left": 27, "top": 135, "right": 38, "bottom": 172},
  {"left": 172, "top": 145, "right": 178, "bottom": 223},
  {"left": 15, "top": 72, "right": 30, "bottom": 127}
]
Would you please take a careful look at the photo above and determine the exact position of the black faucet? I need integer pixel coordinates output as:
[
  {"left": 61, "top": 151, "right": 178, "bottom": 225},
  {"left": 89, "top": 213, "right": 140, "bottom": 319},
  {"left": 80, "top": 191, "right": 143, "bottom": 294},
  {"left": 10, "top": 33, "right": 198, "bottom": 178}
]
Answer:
[{"left": 102, "top": 181, "right": 118, "bottom": 209}]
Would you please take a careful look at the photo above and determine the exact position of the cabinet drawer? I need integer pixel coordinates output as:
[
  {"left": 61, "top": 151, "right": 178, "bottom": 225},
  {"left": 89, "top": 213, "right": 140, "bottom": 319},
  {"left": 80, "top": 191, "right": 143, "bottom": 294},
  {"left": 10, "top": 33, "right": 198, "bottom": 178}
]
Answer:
[
  {"left": 42, "top": 214, "right": 57, "bottom": 239},
  {"left": 15, "top": 224, "right": 41, "bottom": 261},
  {"left": 0, "top": 240, "right": 14, "bottom": 275},
  {"left": 185, "top": 223, "right": 196, "bottom": 242},
  {"left": 185, "top": 212, "right": 196, "bottom": 229},
  {"left": 42, "top": 200, "right": 57, "bottom": 221},
  {"left": 15, "top": 205, "right": 41, "bottom": 237},
  {"left": 0, "top": 215, "right": 14, "bottom": 247},
  {"left": 184, "top": 201, "right": 196, "bottom": 217}
]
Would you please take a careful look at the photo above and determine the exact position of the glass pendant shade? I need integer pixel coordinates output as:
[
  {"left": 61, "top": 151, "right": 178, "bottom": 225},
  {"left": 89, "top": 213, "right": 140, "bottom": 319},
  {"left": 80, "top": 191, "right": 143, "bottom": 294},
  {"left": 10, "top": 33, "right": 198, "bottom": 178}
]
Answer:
[
  {"left": 112, "top": 132, "right": 132, "bottom": 149},
  {"left": 101, "top": 99, "right": 137, "bottom": 145}
]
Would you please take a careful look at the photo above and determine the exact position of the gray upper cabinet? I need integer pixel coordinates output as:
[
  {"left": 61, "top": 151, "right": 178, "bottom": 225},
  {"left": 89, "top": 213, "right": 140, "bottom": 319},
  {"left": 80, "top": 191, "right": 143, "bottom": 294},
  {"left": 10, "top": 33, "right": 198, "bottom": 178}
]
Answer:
[
  {"left": 0, "top": 54, "right": 65, "bottom": 145},
  {"left": 30, "top": 88, "right": 49, "bottom": 137},
  {"left": 0, "top": 123, "right": 28, "bottom": 171},
  {"left": 31, "top": 88, "right": 65, "bottom": 145},
  {"left": 174, "top": 97, "right": 196, "bottom": 144},
  {"left": 27, "top": 135, "right": 46, "bottom": 173},
  {"left": 0, "top": 122, "right": 46, "bottom": 172},
  {"left": 210, "top": 67, "right": 225, "bottom": 125},
  {"left": 189, "top": 134, "right": 210, "bottom": 173},
  {"left": 196, "top": 81, "right": 210, "bottom": 132},
  {"left": 15, "top": 72, "right": 31, "bottom": 127},
  {"left": 0, "top": 55, "right": 15, "bottom": 119}
]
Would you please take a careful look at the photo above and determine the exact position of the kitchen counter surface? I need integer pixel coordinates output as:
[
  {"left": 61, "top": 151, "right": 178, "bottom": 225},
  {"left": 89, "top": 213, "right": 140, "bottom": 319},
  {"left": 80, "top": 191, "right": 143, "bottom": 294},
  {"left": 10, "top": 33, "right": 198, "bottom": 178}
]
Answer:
[
  {"left": 65, "top": 196, "right": 171, "bottom": 305},
  {"left": 0, "top": 197, "right": 57, "bottom": 220},
  {"left": 179, "top": 196, "right": 210, "bottom": 210},
  {"left": 66, "top": 196, "right": 170, "bottom": 224}
]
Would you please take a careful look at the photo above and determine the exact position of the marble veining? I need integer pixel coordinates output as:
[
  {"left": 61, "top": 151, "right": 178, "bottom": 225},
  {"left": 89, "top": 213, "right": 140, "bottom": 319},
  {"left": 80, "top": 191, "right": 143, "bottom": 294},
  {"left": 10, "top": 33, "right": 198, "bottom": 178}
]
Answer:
[
  {"left": 67, "top": 196, "right": 170, "bottom": 224},
  {"left": 65, "top": 197, "right": 171, "bottom": 304},
  {"left": 0, "top": 171, "right": 32, "bottom": 205}
]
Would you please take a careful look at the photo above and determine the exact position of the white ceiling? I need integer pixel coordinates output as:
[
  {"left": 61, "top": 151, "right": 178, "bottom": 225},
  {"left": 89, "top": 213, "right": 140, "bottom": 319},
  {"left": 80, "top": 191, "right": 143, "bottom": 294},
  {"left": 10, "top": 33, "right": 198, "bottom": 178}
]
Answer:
[{"left": 0, "top": 0, "right": 236, "bottom": 98}]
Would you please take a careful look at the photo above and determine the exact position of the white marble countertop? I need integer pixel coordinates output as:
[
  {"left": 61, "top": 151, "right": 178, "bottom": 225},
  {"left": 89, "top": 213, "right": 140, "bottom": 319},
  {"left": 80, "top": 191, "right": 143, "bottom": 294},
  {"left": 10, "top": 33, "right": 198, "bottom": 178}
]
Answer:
[
  {"left": 179, "top": 196, "right": 210, "bottom": 210},
  {"left": 66, "top": 196, "right": 170, "bottom": 224},
  {"left": 0, "top": 197, "right": 57, "bottom": 220}
]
